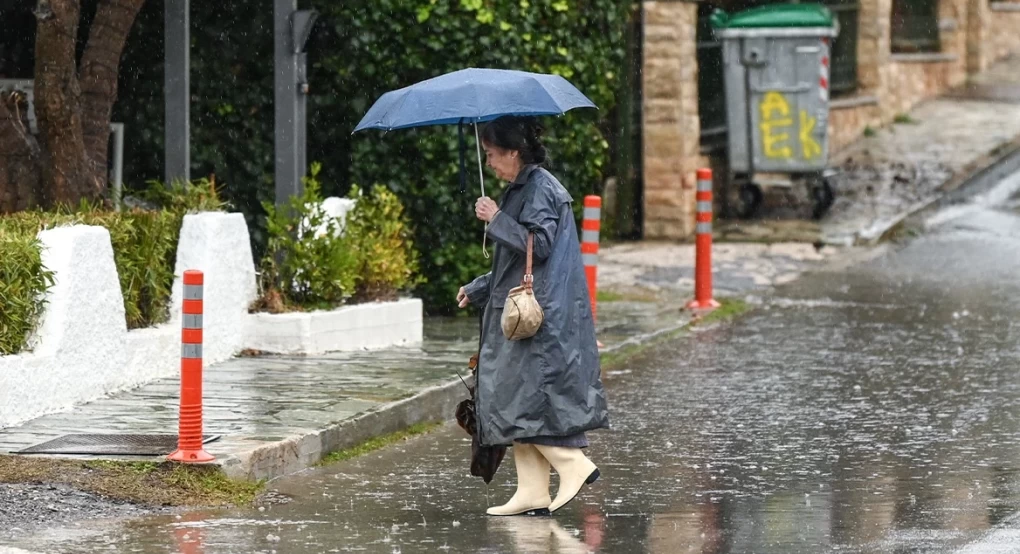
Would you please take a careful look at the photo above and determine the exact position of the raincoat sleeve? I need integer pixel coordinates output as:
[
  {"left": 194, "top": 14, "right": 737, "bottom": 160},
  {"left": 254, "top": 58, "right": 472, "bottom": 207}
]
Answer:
[
  {"left": 464, "top": 272, "right": 491, "bottom": 306},
  {"left": 485, "top": 185, "right": 559, "bottom": 261}
]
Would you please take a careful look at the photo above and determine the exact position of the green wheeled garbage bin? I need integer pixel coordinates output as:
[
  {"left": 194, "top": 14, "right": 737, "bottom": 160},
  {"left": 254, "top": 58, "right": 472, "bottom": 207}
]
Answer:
[{"left": 711, "top": 4, "right": 839, "bottom": 219}]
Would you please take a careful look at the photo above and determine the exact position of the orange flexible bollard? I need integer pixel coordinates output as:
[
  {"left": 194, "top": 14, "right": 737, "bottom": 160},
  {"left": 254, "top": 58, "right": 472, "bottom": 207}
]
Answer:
[
  {"left": 168, "top": 270, "right": 214, "bottom": 463},
  {"left": 687, "top": 169, "right": 721, "bottom": 311},
  {"left": 581, "top": 196, "right": 605, "bottom": 349},
  {"left": 581, "top": 196, "right": 601, "bottom": 321}
]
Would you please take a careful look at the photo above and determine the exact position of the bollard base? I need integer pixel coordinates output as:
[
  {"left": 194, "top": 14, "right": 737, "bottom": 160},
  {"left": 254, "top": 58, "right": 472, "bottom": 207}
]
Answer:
[
  {"left": 686, "top": 298, "right": 721, "bottom": 311},
  {"left": 168, "top": 448, "right": 216, "bottom": 463}
]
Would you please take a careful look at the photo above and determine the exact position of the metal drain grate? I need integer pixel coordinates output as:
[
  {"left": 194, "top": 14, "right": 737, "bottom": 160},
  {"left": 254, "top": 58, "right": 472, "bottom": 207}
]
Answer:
[{"left": 16, "top": 434, "right": 220, "bottom": 456}]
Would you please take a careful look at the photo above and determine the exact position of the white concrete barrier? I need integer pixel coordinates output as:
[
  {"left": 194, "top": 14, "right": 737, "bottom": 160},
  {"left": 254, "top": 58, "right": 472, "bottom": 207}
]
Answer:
[
  {"left": 0, "top": 213, "right": 258, "bottom": 428},
  {"left": 170, "top": 212, "right": 258, "bottom": 363},
  {"left": 0, "top": 206, "right": 423, "bottom": 429}
]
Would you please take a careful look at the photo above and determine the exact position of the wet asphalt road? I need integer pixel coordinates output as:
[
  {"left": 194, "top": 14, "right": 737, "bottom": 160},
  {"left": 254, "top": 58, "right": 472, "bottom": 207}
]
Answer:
[{"left": 4, "top": 182, "right": 1020, "bottom": 553}]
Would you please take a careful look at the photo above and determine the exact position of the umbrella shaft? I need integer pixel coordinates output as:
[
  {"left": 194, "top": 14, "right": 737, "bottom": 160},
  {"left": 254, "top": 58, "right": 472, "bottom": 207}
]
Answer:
[{"left": 474, "top": 122, "right": 485, "bottom": 198}]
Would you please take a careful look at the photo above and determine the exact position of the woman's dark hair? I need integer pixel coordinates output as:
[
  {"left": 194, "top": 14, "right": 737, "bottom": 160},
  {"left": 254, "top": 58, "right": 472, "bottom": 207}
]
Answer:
[{"left": 480, "top": 116, "right": 549, "bottom": 166}]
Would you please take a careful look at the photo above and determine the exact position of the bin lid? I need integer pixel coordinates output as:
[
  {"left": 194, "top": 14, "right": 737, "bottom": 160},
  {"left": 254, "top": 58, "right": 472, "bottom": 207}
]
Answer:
[{"left": 711, "top": 4, "right": 834, "bottom": 30}]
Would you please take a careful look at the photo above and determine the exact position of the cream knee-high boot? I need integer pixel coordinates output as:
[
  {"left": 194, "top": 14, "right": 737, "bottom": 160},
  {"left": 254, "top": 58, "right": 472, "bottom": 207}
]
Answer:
[
  {"left": 486, "top": 443, "right": 552, "bottom": 516},
  {"left": 532, "top": 445, "right": 600, "bottom": 513}
]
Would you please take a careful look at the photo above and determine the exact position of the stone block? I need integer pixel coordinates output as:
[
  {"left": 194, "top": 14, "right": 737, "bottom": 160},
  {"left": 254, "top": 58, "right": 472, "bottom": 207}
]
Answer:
[
  {"left": 643, "top": 60, "right": 683, "bottom": 100},
  {"left": 643, "top": 2, "right": 690, "bottom": 26},
  {"left": 644, "top": 125, "right": 688, "bottom": 159},
  {"left": 644, "top": 188, "right": 688, "bottom": 208},
  {"left": 645, "top": 99, "right": 683, "bottom": 124}
]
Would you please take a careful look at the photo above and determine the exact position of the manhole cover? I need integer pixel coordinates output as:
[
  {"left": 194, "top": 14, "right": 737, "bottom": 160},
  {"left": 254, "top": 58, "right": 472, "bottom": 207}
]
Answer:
[{"left": 16, "top": 434, "right": 220, "bottom": 456}]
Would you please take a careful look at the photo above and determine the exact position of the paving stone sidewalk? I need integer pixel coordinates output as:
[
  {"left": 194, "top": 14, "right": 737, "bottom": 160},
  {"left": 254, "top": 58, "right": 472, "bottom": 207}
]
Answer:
[
  {"left": 0, "top": 298, "right": 695, "bottom": 482},
  {"left": 715, "top": 54, "right": 1020, "bottom": 246}
]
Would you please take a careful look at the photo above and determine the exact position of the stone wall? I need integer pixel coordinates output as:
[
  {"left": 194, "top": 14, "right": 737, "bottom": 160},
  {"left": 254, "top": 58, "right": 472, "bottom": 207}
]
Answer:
[
  {"left": 987, "top": 6, "right": 1020, "bottom": 62},
  {"left": 877, "top": 0, "right": 969, "bottom": 121},
  {"left": 828, "top": 102, "right": 883, "bottom": 154},
  {"left": 642, "top": 1, "right": 701, "bottom": 240}
]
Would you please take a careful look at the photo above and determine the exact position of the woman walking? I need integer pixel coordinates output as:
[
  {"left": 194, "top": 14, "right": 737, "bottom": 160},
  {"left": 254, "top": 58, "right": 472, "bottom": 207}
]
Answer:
[{"left": 457, "top": 115, "right": 610, "bottom": 516}]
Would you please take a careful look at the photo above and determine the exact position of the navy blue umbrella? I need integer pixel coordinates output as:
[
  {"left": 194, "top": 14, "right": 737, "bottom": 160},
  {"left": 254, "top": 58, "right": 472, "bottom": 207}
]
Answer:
[
  {"left": 353, "top": 68, "right": 597, "bottom": 132},
  {"left": 353, "top": 68, "right": 597, "bottom": 197}
]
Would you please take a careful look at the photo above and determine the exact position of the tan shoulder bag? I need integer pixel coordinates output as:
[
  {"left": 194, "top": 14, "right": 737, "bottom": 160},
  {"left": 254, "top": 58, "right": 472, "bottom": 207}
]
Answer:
[{"left": 501, "top": 233, "right": 545, "bottom": 340}]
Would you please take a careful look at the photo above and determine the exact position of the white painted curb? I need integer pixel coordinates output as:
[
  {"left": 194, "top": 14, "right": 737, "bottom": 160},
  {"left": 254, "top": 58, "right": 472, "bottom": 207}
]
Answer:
[{"left": 245, "top": 298, "right": 424, "bottom": 355}]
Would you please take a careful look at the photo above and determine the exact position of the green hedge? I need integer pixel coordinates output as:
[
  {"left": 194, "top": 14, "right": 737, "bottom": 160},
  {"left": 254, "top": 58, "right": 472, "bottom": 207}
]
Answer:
[
  {"left": 114, "top": 0, "right": 630, "bottom": 313},
  {"left": 0, "top": 180, "right": 226, "bottom": 354},
  {"left": 0, "top": 231, "right": 54, "bottom": 355}
]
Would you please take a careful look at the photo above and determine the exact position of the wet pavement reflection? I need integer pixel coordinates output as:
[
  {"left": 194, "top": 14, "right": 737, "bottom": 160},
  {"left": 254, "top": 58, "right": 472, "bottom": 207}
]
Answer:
[{"left": 6, "top": 191, "right": 1020, "bottom": 553}]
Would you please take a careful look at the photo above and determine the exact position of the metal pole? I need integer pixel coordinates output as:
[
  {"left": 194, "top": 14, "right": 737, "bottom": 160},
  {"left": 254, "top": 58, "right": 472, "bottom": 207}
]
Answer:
[
  {"left": 165, "top": 0, "right": 190, "bottom": 186},
  {"left": 274, "top": 0, "right": 301, "bottom": 206},
  {"left": 110, "top": 123, "right": 125, "bottom": 211}
]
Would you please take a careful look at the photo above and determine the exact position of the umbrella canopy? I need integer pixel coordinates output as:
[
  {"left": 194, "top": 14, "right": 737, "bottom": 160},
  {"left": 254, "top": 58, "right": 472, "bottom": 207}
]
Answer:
[{"left": 353, "top": 68, "right": 597, "bottom": 132}]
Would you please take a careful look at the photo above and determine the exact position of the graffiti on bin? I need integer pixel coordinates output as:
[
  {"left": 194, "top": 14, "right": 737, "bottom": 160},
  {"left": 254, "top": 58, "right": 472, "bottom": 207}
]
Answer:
[{"left": 758, "top": 91, "right": 822, "bottom": 161}]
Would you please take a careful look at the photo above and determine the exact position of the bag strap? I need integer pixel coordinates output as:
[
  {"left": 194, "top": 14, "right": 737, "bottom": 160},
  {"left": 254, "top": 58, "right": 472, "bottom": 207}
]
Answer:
[{"left": 523, "top": 233, "right": 534, "bottom": 290}]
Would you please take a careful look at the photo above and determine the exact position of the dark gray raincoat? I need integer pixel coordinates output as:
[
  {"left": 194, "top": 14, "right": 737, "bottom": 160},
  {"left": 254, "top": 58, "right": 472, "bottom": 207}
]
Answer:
[{"left": 463, "top": 164, "right": 610, "bottom": 447}]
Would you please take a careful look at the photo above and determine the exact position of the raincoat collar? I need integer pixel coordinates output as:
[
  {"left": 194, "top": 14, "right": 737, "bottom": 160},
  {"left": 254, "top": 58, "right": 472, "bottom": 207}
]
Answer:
[{"left": 511, "top": 164, "right": 541, "bottom": 186}]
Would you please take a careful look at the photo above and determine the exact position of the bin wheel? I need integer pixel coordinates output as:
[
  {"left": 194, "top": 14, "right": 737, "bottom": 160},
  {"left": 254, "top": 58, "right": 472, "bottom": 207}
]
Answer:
[
  {"left": 811, "top": 178, "right": 835, "bottom": 220},
  {"left": 737, "top": 183, "right": 763, "bottom": 219}
]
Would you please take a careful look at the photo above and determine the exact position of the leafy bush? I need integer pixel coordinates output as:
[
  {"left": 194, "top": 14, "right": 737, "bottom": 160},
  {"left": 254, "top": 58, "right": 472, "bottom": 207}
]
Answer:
[
  {"left": 0, "top": 231, "right": 55, "bottom": 355},
  {"left": 255, "top": 164, "right": 421, "bottom": 313},
  {"left": 113, "top": 0, "right": 630, "bottom": 314},
  {"left": 0, "top": 180, "right": 226, "bottom": 347},
  {"left": 136, "top": 176, "right": 230, "bottom": 216},
  {"left": 345, "top": 184, "right": 422, "bottom": 302},
  {"left": 257, "top": 164, "right": 361, "bottom": 312}
]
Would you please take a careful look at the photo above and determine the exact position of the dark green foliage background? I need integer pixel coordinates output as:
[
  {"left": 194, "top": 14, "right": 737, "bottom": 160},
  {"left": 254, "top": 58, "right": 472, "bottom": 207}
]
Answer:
[{"left": 114, "top": 0, "right": 629, "bottom": 313}]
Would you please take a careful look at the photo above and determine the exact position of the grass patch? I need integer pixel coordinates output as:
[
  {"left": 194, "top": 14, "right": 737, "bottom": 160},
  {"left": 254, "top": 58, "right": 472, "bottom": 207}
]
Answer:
[
  {"left": 0, "top": 455, "right": 263, "bottom": 507},
  {"left": 893, "top": 113, "right": 918, "bottom": 124},
  {"left": 596, "top": 290, "right": 626, "bottom": 303},
  {"left": 596, "top": 288, "right": 663, "bottom": 303},
  {"left": 600, "top": 297, "right": 751, "bottom": 371},
  {"left": 319, "top": 422, "right": 443, "bottom": 466},
  {"left": 863, "top": 125, "right": 878, "bottom": 138},
  {"left": 695, "top": 298, "right": 750, "bottom": 326}
]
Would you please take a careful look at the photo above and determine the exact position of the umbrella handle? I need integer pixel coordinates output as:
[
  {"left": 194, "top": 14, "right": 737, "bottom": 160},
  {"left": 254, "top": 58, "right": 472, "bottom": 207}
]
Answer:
[{"left": 475, "top": 122, "right": 489, "bottom": 259}]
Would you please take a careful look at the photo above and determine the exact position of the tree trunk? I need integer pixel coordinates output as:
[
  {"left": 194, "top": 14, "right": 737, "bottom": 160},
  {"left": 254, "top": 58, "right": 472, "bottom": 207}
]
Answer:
[
  {"left": 0, "top": 0, "right": 146, "bottom": 212},
  {"left": 0, "top": 93, "right": 41, "bottom": 212},
  {"left": 34, "top": 0, "right": 93, "bottom": 207},
  {"left": 80, "top": 0, "right": 146, "bottom": 190}
]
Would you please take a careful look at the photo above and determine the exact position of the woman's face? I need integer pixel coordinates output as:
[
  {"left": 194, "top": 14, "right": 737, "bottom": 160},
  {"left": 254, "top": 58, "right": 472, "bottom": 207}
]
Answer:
[{"left": 482, "top": 142, "right": 523, "bottom": 182}]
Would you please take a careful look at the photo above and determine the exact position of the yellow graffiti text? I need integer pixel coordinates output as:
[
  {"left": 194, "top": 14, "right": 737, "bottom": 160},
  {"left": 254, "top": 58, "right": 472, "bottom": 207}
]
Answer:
[
  {"left": 759, "top": 92, "right": 791, "bottom": 120},
  {"left": 799, "top": 110, "right": 821, "bottom": 159},
  {"left": 759, "top": 92, "right": 793, "bottom": 158},
  {"left": 760, "top": 120, "right": 793, "bottom": 158}
]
